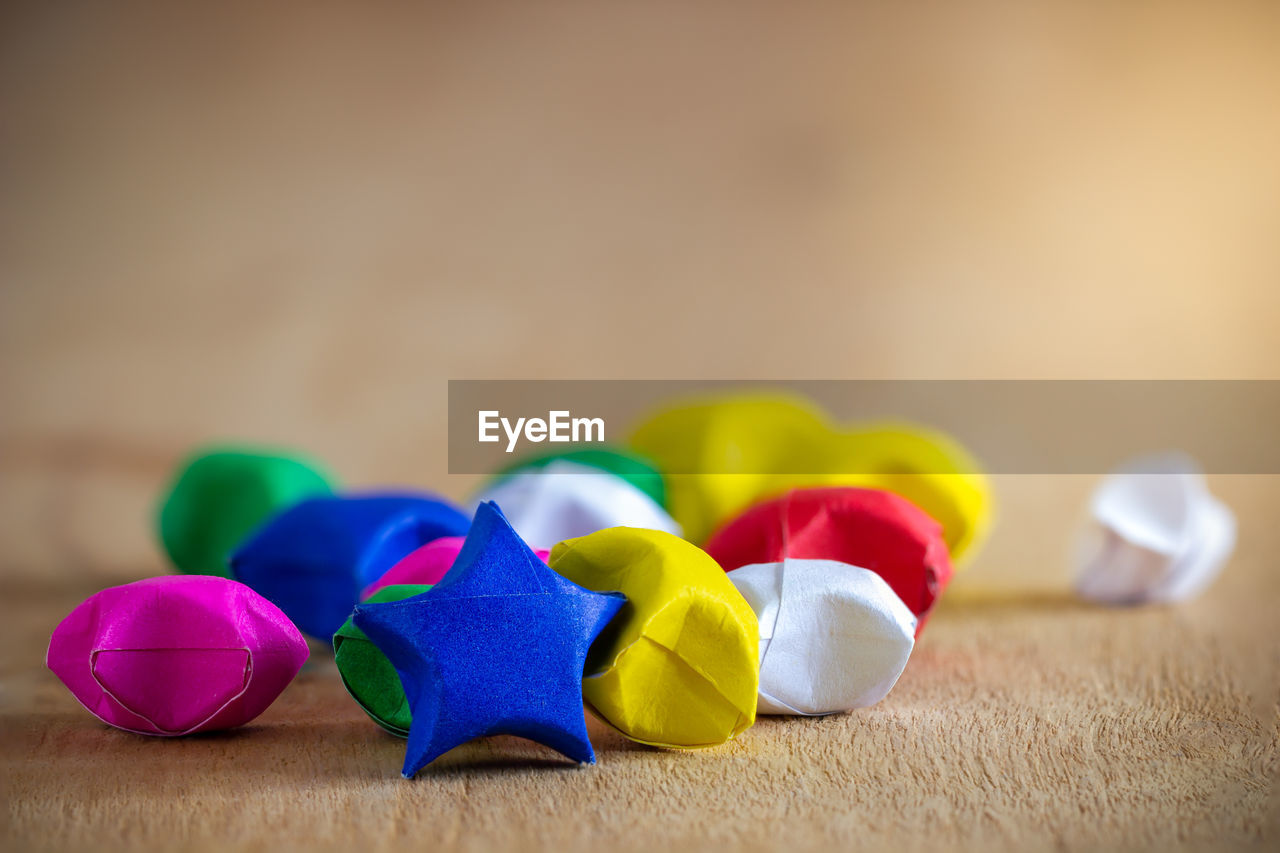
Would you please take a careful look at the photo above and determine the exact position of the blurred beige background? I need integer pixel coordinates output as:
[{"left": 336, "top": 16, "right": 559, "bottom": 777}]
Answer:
[
  {"left": 2, "top": 0, "right": 1278, "bottom": 583},
  {"left": 2, "top": 3, "right": 1278, "bottom": 851}
]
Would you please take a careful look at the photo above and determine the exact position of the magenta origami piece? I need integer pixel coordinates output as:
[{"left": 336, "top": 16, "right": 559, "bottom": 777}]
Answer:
[
  {"left": 47, "top": 575, "right": 308, "bottom": 736},
  {"left": 361, "top": 535, "right": 551, "bottom": 600}
]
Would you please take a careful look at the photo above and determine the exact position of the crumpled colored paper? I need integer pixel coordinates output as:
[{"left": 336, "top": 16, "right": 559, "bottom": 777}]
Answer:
[
  {"left": 627, "top": 394, "right": 991, "bottom": 563},
  {"left": 549, "top": 527, "right": 759, "bottom": 749},
  {"left": 705, "top": 487, "right": 953, "bottom": 634},
  {"left": 157, "top": 446, "right": 335, "bottom": 577},
  {"left": 470, "top": 460, "right": 681, "bottom": 551},
  {"left": 727, "top": 559, "right": 916, "bottom": 715},
  {"left": 230, "top": 493, "right": 470, "bottom": 639},
  {"left": 772, "top": 424, "right": 993, "bottom": 565},
  {"left": 353, "top": 503, "right": 625, "bottom": 776},
  {"left": 490, "top": 445, "right": 667, "bottom": 508},
  {"left": 629, "top": 393, "right": 832, "bottom": 545},
  {"left": 334, "top": 583, "right": 432, "bottom": 736},
  {"left": 362, "top": 536, "right": 550, "bottom": 600},
  {"left": 47, "top": 575, "right": 308, "bottom": 735},
  {"left": 1075, "top": 452, "right": 1236, "bottom": 605}
]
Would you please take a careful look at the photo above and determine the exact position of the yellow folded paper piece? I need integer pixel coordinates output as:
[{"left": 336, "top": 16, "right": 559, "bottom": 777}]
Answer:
[
  {"left": 549, "top": 528, "right": 759, "bottom": 749},
  {"left": 769, "top": 424, "right": 994, "bottom": 565},
  {"left": 629, "top": 393, "right": 993, "bottom": 565},
  {"left": 629, "top": 393, "right": 832, "bottom": 544}
]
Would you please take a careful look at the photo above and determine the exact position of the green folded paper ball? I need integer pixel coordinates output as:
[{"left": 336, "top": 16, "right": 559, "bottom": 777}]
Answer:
[
  {"left": 158, "top": 446, "right": 336, "bottom": 578},
  {"left": 489, "top": 446, "right": 667, "bottom": 508},
  {"left": 333, "top": 583, "right": 431, "bottom": 736}
]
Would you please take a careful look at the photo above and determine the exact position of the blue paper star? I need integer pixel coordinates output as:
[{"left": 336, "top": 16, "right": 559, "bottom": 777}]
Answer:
[{"left": 352, "top": 501, "right": 625, "bottom": 777}]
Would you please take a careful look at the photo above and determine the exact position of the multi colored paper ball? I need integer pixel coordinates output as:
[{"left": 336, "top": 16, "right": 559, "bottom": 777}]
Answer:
[
  {"left": 727, "top": 558, "right": 916, "bottom": 715},
  {"left": 47, "top": 575, "right": 308, "bottom": 735},
  {"left": 47, "top": 390, "right": 1079, "bottom": 778},
  {"left": 629, "top": 393, "right": 994, "bottom": 563},
  {"left": 157, "top": 447, "right": 335, "bottom": 578},
  {"left": 361, "top": 536, "right": 551, "bottom": 601},
  {"left": 549, "top": 527, "right": 760, "bottom": 748},
  {"left": 334, "top": 583, "right": 432, "bottom": 736},
  {"left": 471, "top": 459, "right": 680, "bottom": 550},
  {"left": 229, "top": 493, "right": 469, "bottom": 639},
  {"left": 488, "top": 445, "right": 667, "bottom": 507},
  {"left": 705, "top": 486, "right": 954, "bottom": 633}
]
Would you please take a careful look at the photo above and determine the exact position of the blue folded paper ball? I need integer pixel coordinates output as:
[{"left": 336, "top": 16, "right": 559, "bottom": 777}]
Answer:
[{"left": 230, "top": 493, "right": 470, "bottom": 639}]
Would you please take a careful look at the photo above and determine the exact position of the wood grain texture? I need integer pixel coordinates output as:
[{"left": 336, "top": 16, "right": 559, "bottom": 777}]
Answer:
[
  {"left": 2, "top": 2, "right": 1278, "bottom": 850},
  {"left": 4, "top": 478, "right": 1278, "bottom": 852}
]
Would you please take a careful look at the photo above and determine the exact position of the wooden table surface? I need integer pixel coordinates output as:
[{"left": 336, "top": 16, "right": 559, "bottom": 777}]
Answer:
[{"left": 2, "top": 2, "right": 1278, "bottom": 851}]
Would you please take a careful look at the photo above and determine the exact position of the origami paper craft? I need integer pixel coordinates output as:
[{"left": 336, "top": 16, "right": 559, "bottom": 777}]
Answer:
[
  {"left": 490, "top": 445, "right": 667, "bottom": 507},
  {"left": 361, "top": 536, "right": 550, "bottom": 601},
  {"left": 629, "top": 393, "right": 991, "bottom": 562},
  {"left": 549, "top": 527, "right": 759, "bottom": 749},
  {"left": 230, "top": 493, "right": 470, "bottom": 639},
  {"left": 727, "top": 559, "right": 916, "bottom": 715},
  {"left": 157, "top": 446, "right": 335, "bottom": 577},
  {"left": 470, "top": 460, "right": 681, "bottom": 551},
  {"left": 1075, "top": 452, "right": 1236, "bottom": 605},
  {"left": 629, "top": 393, "right": 833, "bottom": 544},
  {"left": 771, "top": 424, "right": 993, "bottom": 565},
  {"left": 352, "top": 502, "right": 625, "bottom": 777},
  {"left": 47, "top": 575, "right": 308, "bottom": 736},
  {"left": 334, "top": 583, "right": 431, "bottom": 736},
  {"left": 704, "top": 487, "right": 953, "bottom": 634}
]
